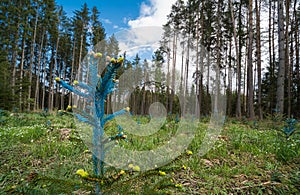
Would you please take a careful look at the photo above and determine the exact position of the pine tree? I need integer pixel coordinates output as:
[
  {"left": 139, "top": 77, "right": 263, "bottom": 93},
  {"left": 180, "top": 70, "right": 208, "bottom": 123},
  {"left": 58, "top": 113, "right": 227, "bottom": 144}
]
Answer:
[
  {"left": 91, "top": 6, "right": 106, "bottom": 47},
  {"left": 276, "top": 0, "right": 285, "bottom": 114},
  {"left": 247, "top": 0, "right": 255, "bottom": 119},
  {"left": 255, "top": 0, "right": 262, "bottom": 119}
]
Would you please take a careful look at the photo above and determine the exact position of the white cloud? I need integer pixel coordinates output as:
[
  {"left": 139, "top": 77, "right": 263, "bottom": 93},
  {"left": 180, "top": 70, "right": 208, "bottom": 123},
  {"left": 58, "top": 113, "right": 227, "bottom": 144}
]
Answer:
[
  {"left": 115, "top": 26, "right": 163, "bottom": 59},
  {"left": 121, "top": 0, "right": 179, "bottom": 60},
  {"left": 102, "top": 18, "right": 112, "bottom": 24},
  {"left": 128, "top": 0, "right": 178, "bottom": 28}
]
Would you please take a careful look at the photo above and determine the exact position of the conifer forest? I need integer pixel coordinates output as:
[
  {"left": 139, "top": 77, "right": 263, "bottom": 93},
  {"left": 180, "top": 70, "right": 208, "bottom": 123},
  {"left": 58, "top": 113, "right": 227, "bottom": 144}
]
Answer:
[
  {"left": 0, "top": 0, "right": 300, "bottom": 119},
  {"left": 0, "top": 0, "right": 300, "bottom": 194}
]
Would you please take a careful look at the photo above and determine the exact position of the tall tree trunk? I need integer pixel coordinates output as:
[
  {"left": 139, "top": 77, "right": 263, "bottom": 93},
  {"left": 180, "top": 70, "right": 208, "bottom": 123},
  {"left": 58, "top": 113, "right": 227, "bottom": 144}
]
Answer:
[
  {"left": 75, "top": 34, "right": 84, "bottom": 107},
  {"left": 285, "top": 0, "right": 291, "bottom": 117},
  {"left": 180, "top": 37, "right": 185, "bottom": 97},
  {"left": 294, "top": 0, "right": 300, "bottom": 116},
  {"left": 19, "top": 19, "right": 27, "bottom": 111},
  {"left": 61, "top": 60, "right": 66, "bottom": 110},
  {"left": 228, "top": 38, "right": 233, "bottom": 116},
  {"left": 276, "top": 0, "right": 285, "bottom": 114},
  {"left": 69, "top": 40, "right": 76, "bottom": 105},
  {"left": 289, "top": 22, "right": 293, "bottom": 118},
  {"left": 230, "top": 0, "right": 242, "bottom": 118},
  {"left": 34, "top": 32, "right": 45, "bottom": 111},
  {"left": 48, "top": 36, "right": 60, "bottom": 111},
  {"left": 243, "top": 38, "right": 248, "bottom": 115},
  {"left": 195, "top": 18, "right": 200, "bottom": 117},
  {"left": 28, "top": 9, "right": 38, "bottom": 111},
  {"left": 170, "top": 31, "right": 177, "bottom": 113},
  {"left": 194, "top": 5, "right": 201, "bottom": 117},
  {"left": 199, "top": 4, "right": 205, "bottom": 117},
  {"left": 255, "top": 0, "right": 262, "bottom": 119},
  {"left": 41, "top": 56, "right": 46, "bottom": 109},
  {"left": 215, "top": 0, "right": 222, "bottom": 113},
  {"left": 206, "top": 50, "right": 210, "bottom": 95},
  {"left": 184, "top": 33, "right": 190, "bottom": 114},
  {"left": 247, "top": 0, "right": 255, "bottom": 119},
  {"left": 270, "top": 0, "right": 277, "bottom": 112},
  {"left": 11, "top": 22, "right": 20, "bottom": 103},
  {"left": 272, "top": 0, "right": 276, "bottom": 80},
  {"left": 166, "top": 48, "right": 170, "bottom": 113},
  {"left": 268, "top": 0, "right": 273, "bottom": 113},
  {"left": 47, "top": 55, "right": 54, "bottom": 110}
]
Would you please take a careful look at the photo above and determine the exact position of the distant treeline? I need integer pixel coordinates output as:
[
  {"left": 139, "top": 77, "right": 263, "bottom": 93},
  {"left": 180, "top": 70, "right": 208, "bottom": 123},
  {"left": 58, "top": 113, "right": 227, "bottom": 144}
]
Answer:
[{"left": 0, "top": 0, "right": 300, "bottom": 119}]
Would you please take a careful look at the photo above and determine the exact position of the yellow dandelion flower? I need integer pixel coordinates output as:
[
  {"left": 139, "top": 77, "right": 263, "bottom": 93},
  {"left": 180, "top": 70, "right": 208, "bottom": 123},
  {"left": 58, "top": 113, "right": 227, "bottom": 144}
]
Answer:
[
  {"left": 186, "top": 150, "right": 193, "bottom": 155},
  {"left": 55, "top": 77, "right": 60, "bottom": 82},
  {"left": 128, "top": 164, "right": 134, "bottom": 169},
  {"left": 110, "top": 58, "right": 116, "bottom": 63},
  {"left": 76, "top": 169, "right": 89, "bottom": 178},
  {"left": 182, "top": 165, "right": 187, "bottom": 170},
  {"left": 124, "top": 107, "right": 130, "bottom": 112},
  {"left": 119, "top": 170, "right": 125, "bottom": 175},
  {"left": 94, "top": 52, "right": 102, "bottom": 58},
  {"left": 73, "top": 80, "right": 79, "bottom": 85},
  {"left": 175, "top": 184, "right": 182, "bottom": 188},
  {"left": 133, "top": 165, "right": 140, "bottom": 172},
  {"left": 117, "top": 57, "right": 124, "bottom": 64},
  {"left": 159, "top": 171, "right": 166, "bottom": 176}
]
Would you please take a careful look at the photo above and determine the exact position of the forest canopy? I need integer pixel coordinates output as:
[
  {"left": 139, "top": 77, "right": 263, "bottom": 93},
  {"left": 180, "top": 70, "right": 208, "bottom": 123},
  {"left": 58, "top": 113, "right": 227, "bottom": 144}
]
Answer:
[{"left": 0, "top": 0, "right": 299, "bottom": 119}]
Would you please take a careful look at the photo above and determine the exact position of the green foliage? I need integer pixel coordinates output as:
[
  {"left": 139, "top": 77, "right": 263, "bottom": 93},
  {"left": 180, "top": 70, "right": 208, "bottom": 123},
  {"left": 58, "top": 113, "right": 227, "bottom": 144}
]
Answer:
[
  {"left": 1, "top": 114, "right": 299, "bottom": 194},
  {"left": 0, "top": 51, "right": 13, "bottom": 110},
  {"left": 274, "top": 119, "right": 300, "bottom": 162}
]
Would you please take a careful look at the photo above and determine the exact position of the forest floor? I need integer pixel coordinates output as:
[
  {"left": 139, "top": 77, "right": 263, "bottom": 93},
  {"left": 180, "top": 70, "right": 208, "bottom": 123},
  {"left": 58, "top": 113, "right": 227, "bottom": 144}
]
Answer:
[{"left": 0, "top": 111, "right": 299, "bottom": 194}]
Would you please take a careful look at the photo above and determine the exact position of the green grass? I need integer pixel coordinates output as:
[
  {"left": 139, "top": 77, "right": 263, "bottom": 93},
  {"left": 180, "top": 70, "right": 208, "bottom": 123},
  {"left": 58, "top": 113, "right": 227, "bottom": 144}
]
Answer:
[{"left": 0, "top": 112, "right": 299, "bottom": 194}]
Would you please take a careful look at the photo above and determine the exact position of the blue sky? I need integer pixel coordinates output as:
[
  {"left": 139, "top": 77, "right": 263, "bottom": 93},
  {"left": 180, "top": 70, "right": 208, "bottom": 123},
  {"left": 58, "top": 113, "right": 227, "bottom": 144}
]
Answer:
[
  {"left": 55, "top": 0, "right": 145, "bottom": 36},
  {"left": 55, "top": 0, "right": 179, "bottom": 59},
  {"left": 55, "top": 0, "right": 179, "bottom": 36}
]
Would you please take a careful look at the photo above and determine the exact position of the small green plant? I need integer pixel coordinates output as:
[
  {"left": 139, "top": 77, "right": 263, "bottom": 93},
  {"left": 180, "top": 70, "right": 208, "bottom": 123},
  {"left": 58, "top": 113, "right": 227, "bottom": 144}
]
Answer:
[
  {"left": 275, "top": 118, "right": 300, "bottom": 162},
  {"left": 56, "top": 52, "right": 128, "bottom": 194},
  {"left": 282, "top": 118, "right": 298, "bottom": 138},
  {"left": 0, "top": 109, "right": 8, "bottom": 124}
]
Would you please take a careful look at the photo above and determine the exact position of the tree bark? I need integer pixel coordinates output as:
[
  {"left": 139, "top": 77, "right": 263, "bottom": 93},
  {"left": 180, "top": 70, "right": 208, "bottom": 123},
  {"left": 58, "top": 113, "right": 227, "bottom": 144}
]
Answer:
[
  {"left": 28, "top": 8, "right": 38, "bottom": 111},
  {"left": 294, "top": 0, "right": 300, "bottom": 116},
  {"left": 285, "top": 0, "right": 290, "bottom": 117},
  {"left": 48, "top": 36, "right": 60, "bottom": 111},
  {"left": 11, "top": 22, "right": 20, "bottom": 101},
  {"left": 69, "top": 40, "right": 76, "bottom": 105},
  {"left": 41, "top": 56, "right": 46, "bottom": 109},
  {"left": 230, "top": 0, "right": 242, "bottom": 118},
  {"left": 19, "top": 18, "right": 28, "bottom": 111},
  {"left": 34, "top": 31, "right": 45, "bottom": 111},
  {"left": 247, "top": 0, "right": 255, "bottom": 119},
  {"left": 268, "top": 0, "right": 273, "bottom": 113},
  {"left": 276, "top": 0, "right": 285, "bottom": 114},
  {"left": 255, "top": 0, "right": 262, "bottom": 119},
  {"left": 170, "top": 31, "right": 177, "bottom": 114}
]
